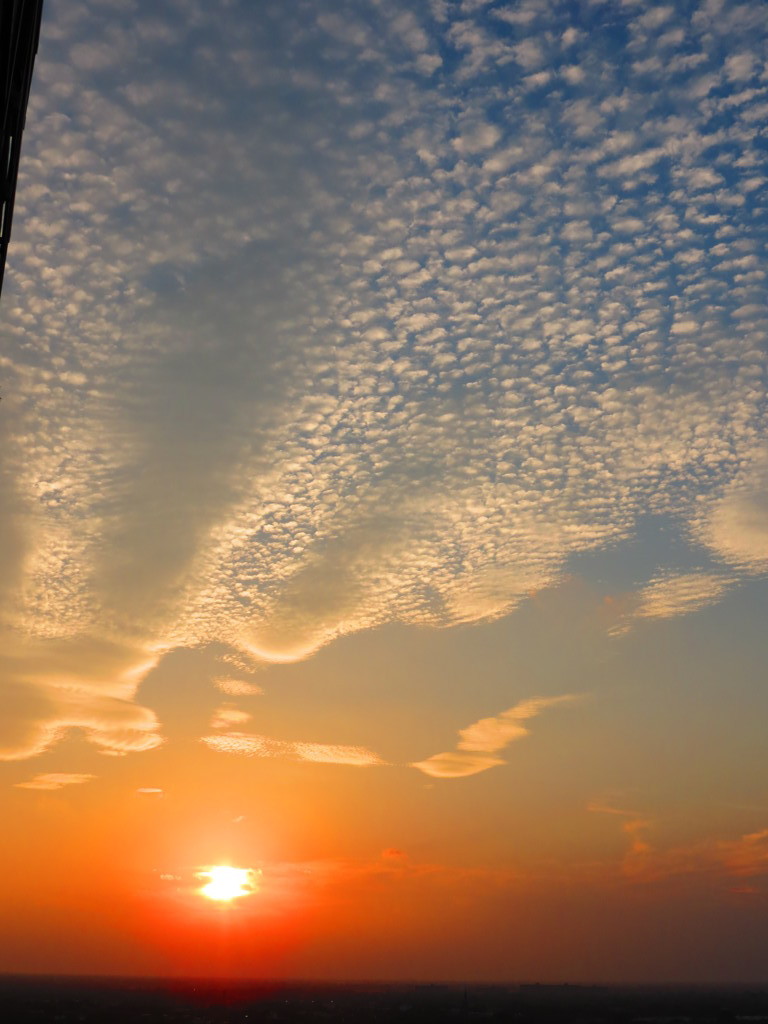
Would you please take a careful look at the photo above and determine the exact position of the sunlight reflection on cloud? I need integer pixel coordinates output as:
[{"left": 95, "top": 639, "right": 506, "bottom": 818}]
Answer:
[
  {"left": 201, "top": 731, "right": 385, "bottom": 767},
  {"left": 1, "top": 0, "right": 766, "bottom": 755},
  {"left": 413, "top": 694, "right": 580, "bottom": 778}
]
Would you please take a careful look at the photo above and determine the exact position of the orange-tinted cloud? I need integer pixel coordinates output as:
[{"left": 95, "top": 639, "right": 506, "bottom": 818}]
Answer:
[
  {"left": 0, "top": 633, "right": 162, "bottom": 761},
  {"left": 212, "top": 676, "right": 264, "bottom": 696},
  {"left": 411, "top": 750, "right": 506, "bottom": 779},
  {"left": 413, "top": 694, "right": 580, "bottom": 778},
  {"left": 201, "top": 730, "right": 385, "bottom": 766},
  {"left": 209, "top": 703, "right": 252, "bottom": 729},
  {"left": 592, "top": 803, "right": 768, "bottom": 886},
  {"left": 720, "top": 829, "right": 768, "bottom": 877},
  {"left": 15, "top": 772, "right": 95, "bottom": 791}
]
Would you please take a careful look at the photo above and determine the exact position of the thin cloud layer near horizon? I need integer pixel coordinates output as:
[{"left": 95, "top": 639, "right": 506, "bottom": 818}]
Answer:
[{"left": 1, "top": 0, "right": 768, "bottom": 984}]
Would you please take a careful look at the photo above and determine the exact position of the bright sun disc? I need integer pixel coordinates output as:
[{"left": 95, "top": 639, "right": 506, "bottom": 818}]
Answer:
[{"left": 199, "top": 865, "right": 253, "bottom": 902}]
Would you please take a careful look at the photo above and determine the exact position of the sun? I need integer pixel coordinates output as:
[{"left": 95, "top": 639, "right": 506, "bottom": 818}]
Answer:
[{"left": 198, "top": 865, "right": 254, "bottom": 902}]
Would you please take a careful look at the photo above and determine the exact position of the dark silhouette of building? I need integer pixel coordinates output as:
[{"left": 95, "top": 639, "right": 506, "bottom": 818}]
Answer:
[{"left": 1, "top": 0, "right": 44, "bottom": 298}]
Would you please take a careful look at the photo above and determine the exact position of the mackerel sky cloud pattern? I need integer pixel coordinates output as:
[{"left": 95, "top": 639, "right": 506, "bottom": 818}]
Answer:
[{"left": 1, "top": 0, "right": 767, "bottom": 757}]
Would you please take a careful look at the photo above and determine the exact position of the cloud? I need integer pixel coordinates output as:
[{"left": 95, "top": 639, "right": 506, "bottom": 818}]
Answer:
[
  {"left": 209, "top": 703, "right": 252, "bottom": 729},
  {"left": 593, "top": 803, "right": 768, "bottom": 886},
  {"left": 1, "top": 0, "right": 767, "bottom": 754},
  {"left": 724, "top": 52, "right": 755, "bottom": 81},
  {"left": 291, "top": 742, "right": 385, "bottom": 766},
  {"left": 212, "top": 676, "right": 264, "bottom": 697},
  {"left": 413, "top": 694, "right": 580, "bottom": 778},
  {"left": 452, "top": 121, "right": 502, "bottom": 154},
  {"left": 201, "top": 731, "right": 385, "bottom": 767},
  {"left": 0, "top": 633, "right": 163, "bottom": 761},
  {"left": 456, "top": 695, "right": 580, "bottom": 753},
  {"left": 632, "top": 572, "right": 733, "bottom": 622},
  {"left": 256, "top": 852, "right": 524, "bottom": 906},
  {"left": 721, "top": 829, "right": 768, "bottom": 877},
  {"left": 700, "top": 456, "right": 768, "bottom": 571},
  {"left": 16, "top": 773, "right": 95, "bottom": 791},
  {"left": 201, "top": 732, "right": 274, "bottom": 758},
  {"left": 411, "top": 751, "right": 506, "bottom": 779},
  {"left": 624, "top": 828, "right": 768, "bottom": 886},
  {"left": 264, "top": 823, "right": 768, "bottom": 903}
]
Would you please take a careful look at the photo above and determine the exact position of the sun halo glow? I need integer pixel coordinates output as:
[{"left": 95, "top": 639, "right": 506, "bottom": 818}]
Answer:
[{"left": 198, "top": 865, "right": 254, "bottom": 902}]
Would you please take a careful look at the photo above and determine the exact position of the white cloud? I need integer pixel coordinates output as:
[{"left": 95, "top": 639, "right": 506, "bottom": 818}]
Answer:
[
  {"left": 724, "top": 53, "right": 755, "bottom": 81},
  {"left": 634, "top": 6, "right": 674, "bottom": 31},
  {"left": 452, "top": 121, "right": 502, "bottom": 154},
  {"left": 670, "top": 319, "right": 699, "bottom": 334},
  {"left": 599, "top": 147, "right": 665, "bottom": 177}
]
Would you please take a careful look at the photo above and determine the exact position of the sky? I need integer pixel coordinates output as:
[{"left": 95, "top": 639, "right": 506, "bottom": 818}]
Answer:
[{"left": 1, "top": 0, "right": 767, "bottom": 985}]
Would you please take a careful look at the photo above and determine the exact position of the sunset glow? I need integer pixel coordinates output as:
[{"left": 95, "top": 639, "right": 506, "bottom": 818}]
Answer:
[
  {"left": 198, "top": 866, "right": 255, "bottom": 903},
  {"left": 1, "top": 0, "right": 768, "bottom": 988}
]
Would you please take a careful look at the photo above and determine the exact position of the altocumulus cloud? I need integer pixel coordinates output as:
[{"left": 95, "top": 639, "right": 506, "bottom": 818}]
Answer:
[
  {"left": 0, "top": 0, "right": 767, "bottom": 756},
  {"left": 610, "top": 571, "right": 735, "bottom": 635}
]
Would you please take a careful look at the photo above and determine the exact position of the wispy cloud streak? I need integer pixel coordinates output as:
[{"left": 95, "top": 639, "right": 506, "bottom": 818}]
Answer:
[
  {"left": 16, "top": 773, "right": 95, "bottom": 791},
  {"left": 201, "top": 731, "right": 385, "bottom": 767},
  {"left": 413, "top": 694, "right": 580, "bottom": 778}
]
